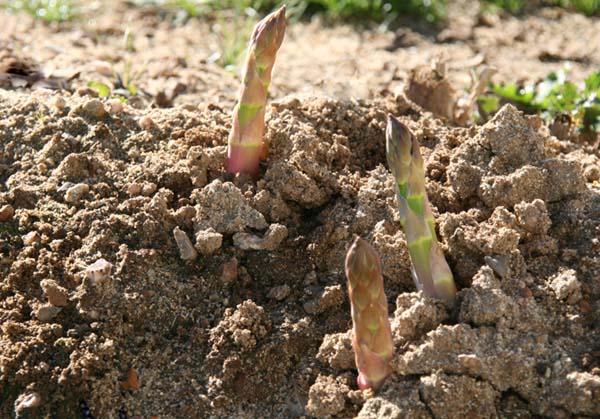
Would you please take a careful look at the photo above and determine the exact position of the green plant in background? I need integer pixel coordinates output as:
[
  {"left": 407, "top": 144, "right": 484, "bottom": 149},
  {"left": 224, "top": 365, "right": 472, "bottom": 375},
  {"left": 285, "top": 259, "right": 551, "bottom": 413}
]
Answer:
[
  {"left": 481, "top": 0, "right": 525, "bottom": 13},
  {"left": 211, "top": 11, "right": 256, "bottom": 70},
  {"left": 345, "top": 237, "right": 394, "bottom": 390},
  {"left": 4, "top": 0, "right": 77, "bottom": 22},
  {"left": 266, "top": 0, "right": 447, "bottom": 24},
  {"left": 386, "top": 115, "right": 457, "bottom": 301},
  {"left": 481, "top": 0, "right": 600, "bottom": 14},
  {"left": 87, "top": 61, "right": 145, "bottom": 102},
  {"left": 549, "top": 0, "right": 600, "bottom": 14},
  {"left": 479, "top": 70, "right": 600, "bottom": 132},
  {"left": 132, "top": 0, "right": 447, "bottom": 25}
]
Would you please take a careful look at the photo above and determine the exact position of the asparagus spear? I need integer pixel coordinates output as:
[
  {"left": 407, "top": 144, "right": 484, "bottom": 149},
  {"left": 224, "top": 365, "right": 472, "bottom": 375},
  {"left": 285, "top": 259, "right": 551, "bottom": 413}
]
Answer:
[
  {"left": 386, "top": 115, "right": 457, "bottom": 301},
  {"left": 226, "top": 6, "right": 286, "bottom": 176},
  {"left": 345, "top": 237, "right": 394, "bottom": 390}
]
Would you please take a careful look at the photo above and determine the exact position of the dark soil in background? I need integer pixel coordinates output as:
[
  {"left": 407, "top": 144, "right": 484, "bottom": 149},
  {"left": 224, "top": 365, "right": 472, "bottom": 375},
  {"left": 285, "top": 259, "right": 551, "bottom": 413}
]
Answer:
[{"left": 1, "top": 1, "right": 599, "bottom": 418}]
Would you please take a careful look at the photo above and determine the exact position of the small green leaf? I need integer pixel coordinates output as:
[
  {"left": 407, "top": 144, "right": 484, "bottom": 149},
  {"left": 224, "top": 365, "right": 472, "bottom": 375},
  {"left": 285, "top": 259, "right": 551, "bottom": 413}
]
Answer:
[
  {"left": 584, "top": 71, "right": 600, "bottom": 93},
  {"left": 87, "top": 81, "right": 111, "bottom": 98},
  {"left": 127, "top": 83, "right": 138, "bottom": 96},
  {"left": 477, "top": 95, "right": 500, "bottom": 114}
]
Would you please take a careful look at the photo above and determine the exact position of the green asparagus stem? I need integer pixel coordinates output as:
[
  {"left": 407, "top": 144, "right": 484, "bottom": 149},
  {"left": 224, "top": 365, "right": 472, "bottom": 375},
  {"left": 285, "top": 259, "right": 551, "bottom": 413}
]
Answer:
[
  {"left": 345, "top": 237, "right": 394, "bottom": 390},
  {"left": 386, "top": 115, "right": 457, "bottom": 301},
  {"left": 226, "top": 6, "right": 286, "bottom": 176}
]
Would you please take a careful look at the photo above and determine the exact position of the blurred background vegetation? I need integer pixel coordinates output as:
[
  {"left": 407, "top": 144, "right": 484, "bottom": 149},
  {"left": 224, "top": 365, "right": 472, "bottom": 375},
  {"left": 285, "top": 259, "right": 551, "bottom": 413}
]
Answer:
[{"left": 2, "top": 0, "right": 599, "bottom": 24}]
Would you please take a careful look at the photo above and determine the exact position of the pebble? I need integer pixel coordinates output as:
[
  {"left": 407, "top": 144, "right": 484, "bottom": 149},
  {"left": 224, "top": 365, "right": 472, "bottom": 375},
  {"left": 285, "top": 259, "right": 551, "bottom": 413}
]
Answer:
[
  {"left": 267, "top": 285, "right": 291, "bottom": 301},
  {"left": 221, "top": 257, "right": 238, "bottom": 284},
  {"left": 14, "top": 392, "right": 41, "bottom": 415},
  {"left": 40, "top": 279, "right": 69, "bottom": 307},
  {"left": 141, "top": 182, "right": 157, "bottom": 196},
  {"left": 65, "top": 183, "right": 89, "bottom": 204},
  {"left": 127, "top": 183, "right": 142, "bottom": 196},
  {"left": 232, "top": 224, "right": 288, "bottom": 251},
  {"left": 549, "top": 269, "right": 582, "bottom": 304},
  {"left": 53, "top": 95, "right": 66, "bottom": 111},
  {"left": 139, "top": 115, "right": 155, "bottom": 130},
  {"left": 107, "top": 99, "right": 124, "bottom": 114},
  {"left": 0, "top": 204, "right": 14, "bottom": 221},
  {"left": 82, "top": 99, "right": 107, "bottom": 119},
  {"left": 194, "top": 228, "right": 223, "bottom": 255},
  {"left": 120, "top": 368, "right": 141, "bottom": 391},
  {"left": 23, "top": 231, "right": 41, "bottom": 246},
  {"left": 92, "top": 60, "right": 113, "bottom": 76},
  {"left": 173, "top": 227, "right": 197, "bottom": 261},
  {"left": 36, "top": 304, "right": 62, "bottom": 322},
  {"left": 86, "top": 258, "right": 113, "bottom": 284}
]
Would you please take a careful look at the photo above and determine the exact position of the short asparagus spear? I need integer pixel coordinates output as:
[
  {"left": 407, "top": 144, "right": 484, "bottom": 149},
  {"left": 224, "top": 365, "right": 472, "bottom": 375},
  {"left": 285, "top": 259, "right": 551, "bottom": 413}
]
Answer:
[
  {"left": 345, "top": 237, "right": 394, "bottom": 390},
  {"left": 226, "top": 6, "right": 286, "bottom": 176},
  {"left": 386, "top": 115, "right": 457, "bottom": 301}
]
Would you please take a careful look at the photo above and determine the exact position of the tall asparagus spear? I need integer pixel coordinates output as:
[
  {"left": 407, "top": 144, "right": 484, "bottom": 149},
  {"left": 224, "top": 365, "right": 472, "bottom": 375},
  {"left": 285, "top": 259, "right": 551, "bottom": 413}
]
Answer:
[
  {"left": 386, "top": 115, "right": 457, "bottom": 301},
  {"left": 226, "top": 6, "right": 286, "bottom": 176},
  {"left": 345, "top": 237, "right": 394, "bottom": 390}
]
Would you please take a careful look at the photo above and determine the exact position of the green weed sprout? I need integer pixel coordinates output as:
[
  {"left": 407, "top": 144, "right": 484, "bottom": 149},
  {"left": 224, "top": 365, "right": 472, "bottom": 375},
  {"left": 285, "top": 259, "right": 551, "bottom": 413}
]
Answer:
[
  {"left": 226, "top": 6, "right": 286, "bottom": 176},
  {"left": 386, "top": 115, "right": 456, "bottom": 301},
  {"left": 345, "top": 237, "right": 394, "bottom": 390}
]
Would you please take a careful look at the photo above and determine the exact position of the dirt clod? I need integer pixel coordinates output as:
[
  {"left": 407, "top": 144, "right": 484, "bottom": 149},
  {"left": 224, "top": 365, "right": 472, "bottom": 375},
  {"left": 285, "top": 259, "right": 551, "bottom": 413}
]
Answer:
[
  {"left": 306, "top": 375, "right": 349, "bottom": 418},
  {"left": 0, "top": 204, "right": 15, "bottom": 221},
  {"left": 194, "top": 228, "right": 223, "bottom": 255},
  {"left": 40, "top": 279, "right": 69, "bottom": 307}
]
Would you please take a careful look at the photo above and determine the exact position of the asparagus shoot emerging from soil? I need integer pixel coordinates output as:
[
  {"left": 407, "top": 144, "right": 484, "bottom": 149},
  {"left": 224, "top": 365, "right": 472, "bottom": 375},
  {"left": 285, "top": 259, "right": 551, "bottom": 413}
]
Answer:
[
  {"left": 345, "top": 237, "right": 394, "bottom": 391},
  {"left": 386, "top": 115, "right": 457, "bottom": 301},
  {"left": 226, "top": 6, "right": 286, "bottom": 176}
]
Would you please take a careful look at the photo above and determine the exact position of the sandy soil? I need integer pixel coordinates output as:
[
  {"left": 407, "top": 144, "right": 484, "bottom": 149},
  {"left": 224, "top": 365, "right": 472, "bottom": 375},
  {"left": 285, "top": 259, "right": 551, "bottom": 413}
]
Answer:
[{"left": 1, "top": 1, "right": 599, "bottom": 418}]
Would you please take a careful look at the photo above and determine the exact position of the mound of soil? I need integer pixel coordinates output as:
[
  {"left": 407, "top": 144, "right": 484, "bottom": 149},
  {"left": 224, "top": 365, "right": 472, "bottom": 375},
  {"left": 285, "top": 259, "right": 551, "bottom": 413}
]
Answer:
[
  {"left": 1, "top": 1, "right": 600, "bottom": 418},
  {"left": 0, "top": 83, "right": 599, "bottom": 418}
]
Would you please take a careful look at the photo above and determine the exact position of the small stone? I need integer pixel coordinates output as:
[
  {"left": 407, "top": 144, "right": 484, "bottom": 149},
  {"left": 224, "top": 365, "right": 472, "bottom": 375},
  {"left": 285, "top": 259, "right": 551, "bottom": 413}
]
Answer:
[
  {"left": 174, "top": 205, "right": 196, "bottom": 229},
  {"left": 57, "top": 182, "right": 75, "bottom": 192},
  {"left": 584, "top": 165, "right": 600, "bottom": 182},
  {"left": 139, "top": 115, "right": 155, "bottom": 130},
  {"left": 120, "top": 368, "right": 141, "bottom": 391},
  {"left": 107, "top": 99, "right": 124, "bottom": 114},
  {"left": 36, "top": 304, "right": 62, "bottom": 322},
  {"left": 86, "top": 258, "right": 113, "bottom": 284},
  {"left": 549, "top": 269, "right": 582, "bottom": 304},
  {"left": 0, "top": 204, "right": 15, "bottom": 222},
  {"left": 82, "top": 99, "right": 107, "bottom": 119},
  {"left": 64, "top": 183, "right": 89, "bottom": 204},
  {"left": 14, "top": 392, "right": 41, "bottom": 415},
  {"left": 232, "top": 223, "right": 288, "bottom": 251},
  {"left": 127, "top": 183, "right": 142, "bottom": 196},
  {"left": 194, "top": 228, "right": 223, "bottom": 255},
  {"left": 53, "top": 95, "right": 66, "bottom": 111},
  {"left": 303, "top": 285, "right": 345, "bottom": 315},
  {"left": 22, "top": 231, "right": 41, "bottom": 246},
  {"left": 141, "top": 182, "right": 157, "bottom": 196},
  {"left": 267, "top": 284, "right": 291, "bottom": 301},
  {"left": 40, "top": 279, "right": 69, "bottom": 307},
  {"left": 173, "top": 227, "right": 197, "bottom": 261},
  {"left": 92, "top": 60, "right": 113, "bottom": 76},
  {"left": 221, "top": 257, "right": 238, "bottom": 284}
]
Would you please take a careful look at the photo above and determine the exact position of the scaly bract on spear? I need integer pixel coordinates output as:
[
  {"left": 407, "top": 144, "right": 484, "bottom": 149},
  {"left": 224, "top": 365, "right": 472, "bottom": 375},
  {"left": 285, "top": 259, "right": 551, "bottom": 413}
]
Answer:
[
  {"left": 386, "top": 115, "right": 457, "bottom": 301},
  {"left": 226, "top": 6, "right": 286, "bottom": 176},
  {"left": 345, "top": 237, "right": 394, "bottom": 390}
]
